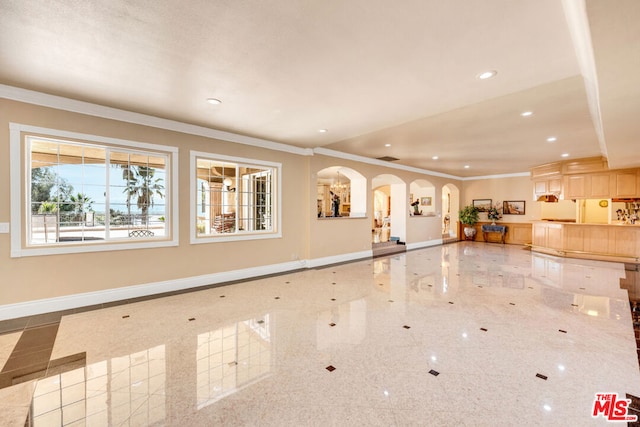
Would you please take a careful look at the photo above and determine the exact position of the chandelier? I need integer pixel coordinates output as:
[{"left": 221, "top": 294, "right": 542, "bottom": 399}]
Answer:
[{"left": 330, "top": 171, "right": 347, "bottom": 192}]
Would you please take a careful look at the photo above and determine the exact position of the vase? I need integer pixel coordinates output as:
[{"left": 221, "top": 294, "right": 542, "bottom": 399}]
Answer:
[
  {"left": 491, "top": 220, "right": 496, "bottom": 225},
  {"left": 463, "top": 226, "right": 476, "bottom": 240}
]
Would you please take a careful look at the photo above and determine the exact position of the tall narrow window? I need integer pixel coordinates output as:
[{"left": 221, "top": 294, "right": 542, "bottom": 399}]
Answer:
[
  {"left": 191, "top": 152, "right": 280, "bottom": 242},
  {"left": 10, "top": 123, "right": 178, "bottom": 257}
]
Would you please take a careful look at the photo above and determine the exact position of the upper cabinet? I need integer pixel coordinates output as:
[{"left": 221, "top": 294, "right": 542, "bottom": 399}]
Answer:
[
  {"left": 613, "top": 169, "right": 639, "bottom": 198},
  {"left": 532, "top": 157, "right": 640, "bottom": 200},
  {"left": 533, "top": 177, "right": 563, "bottom": 199},
  {"left": 563, "top": 174, "right": 588, "bottom": 199},
  {"left": 531, "top": 161, "right": 563, "bottom": 200},
  {"left": 561, "top": 157, "right": 608, "bottom": 175},
  {"left": 589, "top": 172, "right": 612, "bottom": 198},
  {"left": 531, "top": 161, "right": 562, "bottom": 180}
]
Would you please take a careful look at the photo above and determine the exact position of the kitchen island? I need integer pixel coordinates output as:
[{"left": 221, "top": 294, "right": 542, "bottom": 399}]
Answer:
[{"left": 532, "top": 220, "right": 640, "bottom": 263}]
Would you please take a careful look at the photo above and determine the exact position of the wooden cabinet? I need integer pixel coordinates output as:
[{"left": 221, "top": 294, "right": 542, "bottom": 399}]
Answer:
[
  {"left": 589, "top": 172, "right": 612, "bottom": 198},
  {"left": 531, "top": 161, "right": 562, "bottom": 179},
  {"left": 533, "top": 177, "right": 562, "bottom": 199},
  {"left": 564, "top": 226, "right": 584, "bottom": 252},
  {"left": 563, "top": 174, "right": 588, "bottom": 199},
  {"left": 613, "top": 169, "right": 639, "bottom": 197},
  {"left": 533, "top": 157, "right": 640, "bottom": 199},
  {"left": 563, "top": 173, "right": 611, "bottom": 199},
  {"left": 582, "top": 225, "right": 611, "bottom": 255},
  {"left": 532, "top": 222, "right": 563, "bottom": 250},
  {"left": 461, "top": 222, "right": 532, "bottom": 245},
  {"left": 531, "top": 161, "right": 563, "bottom": 200},
  {"left": 532, "top": 222, "right": 547, "bottom": 247},
  {"left": 561, "top": 157, "right": 608, "bottom": 175},
  {"left": 532, "top": 221, "right": 640, "bottom": 263}
]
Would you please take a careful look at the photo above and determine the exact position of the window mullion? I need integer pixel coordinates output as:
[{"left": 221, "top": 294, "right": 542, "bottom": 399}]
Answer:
[
  {"left": 235, "top": 165, "right": 240, "bottom": 234},
  {"left": 105, "top": 149, "right": 111, "bottom": 240}
]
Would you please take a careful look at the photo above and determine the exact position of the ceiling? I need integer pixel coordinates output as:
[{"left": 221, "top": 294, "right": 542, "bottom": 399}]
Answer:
[{"left": 0, "top": 0, "right": 637, "bottom": 178}]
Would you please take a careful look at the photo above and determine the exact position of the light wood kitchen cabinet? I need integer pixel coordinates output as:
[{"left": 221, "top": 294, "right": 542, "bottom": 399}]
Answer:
[
  {"left": 563, "top": 174, "right": 588, "bottom": 199},
  {"left": 532, "top": 157, "right": 640, "bottom": 200},
  {"left": 589, "top": 172, "right": 612, "bottom": 198},
  {"left": 532, "top": 221, "right": 640, "bottom": 263},
  {"left": 562, "top": 171, "right": 633, "bottom": 199},
  {"left": 531, "top": 161, "right": 563, "bottom": 200},
  {"left": 613, "top": 169, "right": 639, "bottom": 197},
  {"left": 531, "top": 161, "right": 562, "bottom": 179},
  {"left": 563, "top": 226, "right": 584, "bottom": 252},
  {"left": 582, "top": 225, "right": 611, "bottom": 255},
  {"left": 533, "top": 177, "right": 562, "bottom": 199},
  {"left": 532, "top": 222, "right": 563, "bottom": 250},
  {"left": 561, "top": 156, "right": 608, "bottom": 174},
  {"left": 532, "top": 222, "right": 547, "bottom": 247}
]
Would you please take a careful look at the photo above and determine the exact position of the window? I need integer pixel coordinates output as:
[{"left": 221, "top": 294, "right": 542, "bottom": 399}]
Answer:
[
  {"left": 191, "top": 151, "right": 280, "bottom": 242},
  {"left": 10, "top": 124, "right": 178, "bottom": 257}
]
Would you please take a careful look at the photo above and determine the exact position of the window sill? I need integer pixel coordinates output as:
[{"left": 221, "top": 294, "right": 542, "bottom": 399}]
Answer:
[
  {"left": 190, "top": 231, "right": 282, "bottom": 244},
  {"left": 12, "top": 238, "right": 178, "bottom": 258}
]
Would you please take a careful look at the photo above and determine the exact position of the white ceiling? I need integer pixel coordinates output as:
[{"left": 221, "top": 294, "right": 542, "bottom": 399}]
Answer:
[{"left": 0, "top": 0, "right": 637, "bottom": 178}]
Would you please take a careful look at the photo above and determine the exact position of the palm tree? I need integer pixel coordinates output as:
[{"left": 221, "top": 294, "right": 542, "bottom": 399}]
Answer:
[
  {"left": 69, "top": 193, "right": 93, "bottom": 214},
  {"left": 38, "top": 201, "right": 58, "bottom": 242},
  {"left": 122, "top": 165, "right": 165, "bottom": 227}
]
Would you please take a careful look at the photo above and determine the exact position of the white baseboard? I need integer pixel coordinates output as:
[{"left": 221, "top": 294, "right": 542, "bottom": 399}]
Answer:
[
  {"left": 0, "top": 250, "right": 379, "bottom": 321},
  {"left": 0, "top": 259, "right": 307, "bottom": 321},
  {"left": 305, "top": 250, "right": 373, "bottom": 269},
  {"left": 406, "top": 239, "right": 443, "bottom": 251}
]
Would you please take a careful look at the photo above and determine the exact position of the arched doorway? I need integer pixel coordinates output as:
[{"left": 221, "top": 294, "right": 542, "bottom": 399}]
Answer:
[
  {"left": 442, "top": 183, "right": 460, "bottom": 242},
  {"left": 371, "top": 174, "right": 406, "bottom": 253}
]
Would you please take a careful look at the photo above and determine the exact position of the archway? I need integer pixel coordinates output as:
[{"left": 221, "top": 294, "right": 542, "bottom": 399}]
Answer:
[
  {"left": 316, "top": 166, "right": 366, "bottom": 218},
  {"left": 371, "top": 174, "right": 406, "bottom": 245},
  {"left": 409, "top": 179, "right": 436, "bottom": 217},
  {"left": 442, "top": 183, "right": 460, "bottom": 240}
]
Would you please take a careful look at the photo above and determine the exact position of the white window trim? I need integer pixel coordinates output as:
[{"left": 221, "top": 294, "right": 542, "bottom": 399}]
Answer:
[
  {"left": 190, "top": 150, "right": 282, "bottom": 244},
  {"left": 10, "top": 123, "right": 179, "bottom": 257}
]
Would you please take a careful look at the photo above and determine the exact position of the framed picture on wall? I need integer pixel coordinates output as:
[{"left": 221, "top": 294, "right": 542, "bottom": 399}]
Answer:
[
  {"left": 420, "top": 196, "right": 432, "bottom": 206},
  {"left": 472, "top": 199, "right": 492, "bottom": 212},
  {"left": 503, "top": 200, "right": 526, "bottom": 215}
]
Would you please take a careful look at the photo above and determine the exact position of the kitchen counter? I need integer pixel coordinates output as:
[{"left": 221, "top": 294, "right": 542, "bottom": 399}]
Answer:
[
  {"left": 538, "top": 219, "right": 640, "bottom": 226},
  {"left": 532, "top": 221, "right": 640, "bottom": 263}
]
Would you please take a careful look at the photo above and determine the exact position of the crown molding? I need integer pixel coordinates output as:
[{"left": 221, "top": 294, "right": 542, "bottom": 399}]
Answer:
[
  {"left": 1, "top": 84, "right": 530, "bottom": 181},
  {"left": 0, "top": 84, "right": 313, "bottom": 157}
]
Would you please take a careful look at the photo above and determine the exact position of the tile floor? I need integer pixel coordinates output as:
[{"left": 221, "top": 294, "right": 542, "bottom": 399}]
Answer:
[{"left": 1, "top": 242, "right": 640, "bottom": 426}]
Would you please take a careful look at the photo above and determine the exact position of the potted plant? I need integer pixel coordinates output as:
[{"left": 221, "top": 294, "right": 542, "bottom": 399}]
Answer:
[{"left": 459, "top": 205, "right": 479, "bottom": 240}]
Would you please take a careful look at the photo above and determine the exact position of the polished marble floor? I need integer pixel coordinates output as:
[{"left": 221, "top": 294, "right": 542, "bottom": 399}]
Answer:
[{"left": 1, "top": 242, "right": 640, "bottom": 426}]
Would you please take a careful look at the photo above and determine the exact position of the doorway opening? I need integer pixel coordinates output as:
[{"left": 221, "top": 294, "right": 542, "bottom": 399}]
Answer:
[
  {"left": 442, "top": 183, "right": 460, "bottom": 243},
  {"left": 372, "top": 174, "right": 407, "bottom": 256}
]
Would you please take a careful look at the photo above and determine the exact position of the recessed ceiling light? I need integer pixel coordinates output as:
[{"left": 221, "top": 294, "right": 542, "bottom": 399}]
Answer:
[
  {"left": 546, "top": 136, "right": 557, "bottom": 142},
  {"left": 521, "top": 111, "right": 533, "bottom": 117},
  {"left": 432, "top": 156, "right": 439, "bottom": 160},
  {"left": 561, "top": 153, "right": 569, "bottom": 157},
  {"left": 464, "top": 165, "right": 470, "bottom": 169},
  {"left": 477, "top": 70, "right": 497, "bottom": 80},
  {"left": 318, "top": 129, "right": 328, "bottom": 133},
  {"left": 385, "top": 143, "right": 391, "bottom": 147},
  {"left": 206, "top": 98, "right": 222, "bottom": 105}
]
